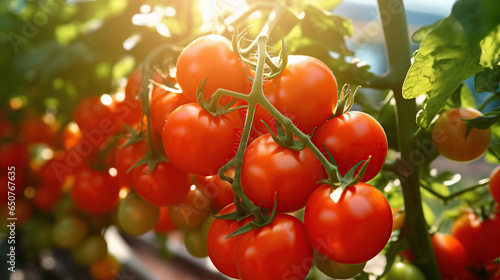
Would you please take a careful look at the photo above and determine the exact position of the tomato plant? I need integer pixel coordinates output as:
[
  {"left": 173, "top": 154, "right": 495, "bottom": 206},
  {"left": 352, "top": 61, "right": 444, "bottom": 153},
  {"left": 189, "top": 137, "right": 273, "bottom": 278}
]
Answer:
[{"left": 304, "top": 183, "right": 393, "bottom": 264}]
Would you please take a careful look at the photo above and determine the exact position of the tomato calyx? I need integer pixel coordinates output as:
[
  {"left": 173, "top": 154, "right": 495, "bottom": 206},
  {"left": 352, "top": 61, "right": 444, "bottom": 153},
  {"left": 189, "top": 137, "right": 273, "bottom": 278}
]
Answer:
[
  {"left": 262, "top": 119, "right": 305, "bottom": 150},
  {"left": 322, "top": 147, "right": 371, "bottom": 195},
  {"left": 221, "top": 194, "right": 278, "bottom": 239},
  {"left": 332, "top": 84, "right": 360, "bottom": 118},
  {"left": 195, "top": 78, "right": 247, "bottom": 117}
]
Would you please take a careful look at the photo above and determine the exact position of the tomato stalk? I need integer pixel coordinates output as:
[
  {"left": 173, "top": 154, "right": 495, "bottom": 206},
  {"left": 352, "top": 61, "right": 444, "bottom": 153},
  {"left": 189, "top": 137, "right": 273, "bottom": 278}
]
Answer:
[
  {"left": 375, "top": 0, "right": 440, "bottom": 278},
  {"left": 420, "top": 178, "right": 490, "bottom": 204}
]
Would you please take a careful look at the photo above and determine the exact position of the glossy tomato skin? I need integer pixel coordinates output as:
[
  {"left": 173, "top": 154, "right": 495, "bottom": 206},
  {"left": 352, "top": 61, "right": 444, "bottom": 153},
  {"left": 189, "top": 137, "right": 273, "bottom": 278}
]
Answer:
[
  {"left": 115, "top": 68, "right": 163, "bottom": 126},
  {"left": 195, "top": 173, "right": 235, "bottom": 212},
  {"left": 312, "top": 111, "right": 388, "bottom": 182},
  {"left": 162, "top": 103, "right": 243, "bottom": 176},
  {"left": 314, "top": 249, "right": 366, "bottom": 279},
  {"left": 118, "top": 192, "right": 160, "bottom": 236},
  {"left": 451, "top": 211, "right": 500, "bottom": 266},
  {"left": 0, "top": 141, "right": 29, "bottom": 171},
  {"left": 241, "top": 133, "right": 323, "bottom": 212},
  {"left": 304, "top": 183, "right": 392, "bottom": 264},
  {"left": 114, "top": 138, "right": 148, "bottom": 186},
  {"left": 235, "top": 214, "right": 313, "bottom": 280},
  {"left": 176, "top": 35, "right": 248, "bottom": 105},
  {"left": 430, "top": 233, "right": 467, "bottom": 279},
  {"left": 432, "top": 107, "right": 491, "bottom": 162},
  {"left": 20, "top": 115, "right": 58, "bottom": 146},
  {"left": 207, "top": 204, "right": 252, "bottom": 278},
  {"left": 74, "top": 96, "right": 120, "bottom": 135},
  {"left": 258, "top": 55, "right": 338, "bottom": 134},
  {"left": 382, "top": 262, "right": 426, "bottom": 280},
  {"left": 150, "top": 87, "right": 189, "bottom": 136},
  {"left": 71, "top": 166, "right": 120, "bottom": 213},
  {"left": 489, "top": 166, "right": 500, "bottom": 204},
  {"left": 167, "top": 187, "right": 211, "bottom": 229},
  {"left": 132, "top": 162, "right": 191, "bottom": 207},
  {"left": 154, "top": 207, "right": 177, "bottom": 233}
]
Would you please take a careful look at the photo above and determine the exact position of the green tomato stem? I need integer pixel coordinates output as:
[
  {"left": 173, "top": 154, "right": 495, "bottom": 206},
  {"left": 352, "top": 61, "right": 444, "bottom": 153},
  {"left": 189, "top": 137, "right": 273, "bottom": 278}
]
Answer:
[{"left": 376, "top": 0, "right": 440, "bottom": 278}]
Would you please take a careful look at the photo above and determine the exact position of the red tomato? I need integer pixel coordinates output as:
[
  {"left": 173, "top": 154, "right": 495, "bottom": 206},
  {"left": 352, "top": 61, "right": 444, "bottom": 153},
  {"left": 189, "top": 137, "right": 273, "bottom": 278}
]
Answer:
[
  {"left": 38, "top": 156, "right": 66, "bottom": 188},
  {"left": 235, "top": 214, "right": 313, "bottom": 280},
  {"left": 154, "top": 207, "right": 178, "bottom": 233},
  {"left": 489, "top": 166, "right": 500, "bottom": 204},
  {"left": 312, "top": 111, "right": 388, "bottom": 182},
  {"left": 304, "top": 183, "right": 392, "bottom": 264},
  {"left": 162, "top": 103, "right": 243, "bottom": 176},
  {"left": 257, "top": 55, "right": 338, "bottom": 134},
  {"left": 61, "top": 122, "right": 82, "bottom": 149},
  {"left": 114, "top": 138, "right": 148, "bottom": 186},
  {"left": 20, "top": 115, "right": 58, "bottom": 146},
  {"left": 431, "top": 107, "right": 491, "bottom": 162},
  {"left": 176, "top": 35, "right": 248, "bottom": 105},
  {"left": 74, "top": 96, "right": 120, "bottom": 135},
  {"left": 0, "top": 141, "right": 29, "bottom": 171},
  {"left": 241, "top": 133, "right": 322, "bottom": 212},
  {"left": 207, "top": 203, "right": 252, "bottom": 278},
  {"left": 430, "top": 233, "right": 467, "bottom": 279},
  {"left": 195, "top": 170, "right": 235, "bottom": 212},
  {"left": 71, "top": 166, "right": 120, "bottom": 213},
  {"left": 115, "top": 68, "right": 163, "bottom": 125},
  {"left": 33, "top": 184, "right": 62, "bottom": 212},
  {"left": 451, "top": 211, "right": 500, "bottom": 266},
  {"left": 150, "top": 87, "right": 189, "bottom": 136},
  {"left": 132, "top": 162, "right": 191, "bottom": 207}
]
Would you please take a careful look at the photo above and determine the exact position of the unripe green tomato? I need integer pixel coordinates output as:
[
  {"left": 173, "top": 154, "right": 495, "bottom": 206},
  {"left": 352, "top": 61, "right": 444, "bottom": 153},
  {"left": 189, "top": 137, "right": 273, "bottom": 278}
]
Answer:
[
  {"left": 184, "top": 228, "right": 209, "bottom": 258},
  {"left": 52, "top": 216, "right": 89, "bottom": 249},
  {"left": 381, "top": 262, "right": 425, "bottom": 280},
  {"left": 313, "top": 250, "right": 366, "bottom": 279},
  {"left": 118, "top": 192, "right": 160, "bottom": 236},
  {"left": 73, "top": 235, "right": 108, "bottom": 266},
  {"left": 201, "top": 215, "right": 215, "bottom": 244}
]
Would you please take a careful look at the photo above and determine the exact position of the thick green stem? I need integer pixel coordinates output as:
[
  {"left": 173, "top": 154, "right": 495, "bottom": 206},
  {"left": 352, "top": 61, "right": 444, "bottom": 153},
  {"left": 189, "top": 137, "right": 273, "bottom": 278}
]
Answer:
[{"left": 376, "top": 0, "right": 440, "bottom": 278}]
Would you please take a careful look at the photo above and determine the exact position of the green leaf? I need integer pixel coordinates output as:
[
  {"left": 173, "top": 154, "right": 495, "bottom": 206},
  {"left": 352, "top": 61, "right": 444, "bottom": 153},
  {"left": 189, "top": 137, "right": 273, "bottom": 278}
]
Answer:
[
  {"left": 452, "top": 0, "right": 500, "bottom": 47},
  {"left": 460, "top": 83, "right": 477, "bottom": 108},
  {"left": 463, "top": 107, "right": 500, "bottom": 130},
  {"left": 480, "top": 25, "right": 500, "bottom": 67},
  {"left": 411, "top": 19, "right": 443, "bottom": 44},
  {"left": 403, "top": 16, "right": 482, "bottom": 127},
  {"left": 299, "top": 5, "right": 353, "bottom": 56},
  {"left": 309, "top": 0, "right": 342, "bottom": 11},
  {"left": 474, "top": 68, "right": 500, "bottom": 93}
]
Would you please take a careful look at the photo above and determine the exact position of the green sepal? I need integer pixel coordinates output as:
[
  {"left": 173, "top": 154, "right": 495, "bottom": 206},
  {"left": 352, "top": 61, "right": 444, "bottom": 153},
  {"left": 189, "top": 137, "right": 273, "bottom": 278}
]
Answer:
[
  {"left": 463, "top": 107, "right": 500, "bottom": 137},
  {"left": 262, "top": 120, "right": 304, "bottom": 150},
  {"left": 126, "top": 150, "right": 168, "bottom": 175},
  {"left": 332, "top": 84, "right": 359, "bottom": 117},
  {"left": 116, "top": 123, "right": 146, "bottom": 149},
  {"left": 225, "top": 193, "right": 278, "bottom": 239}
]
